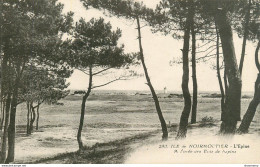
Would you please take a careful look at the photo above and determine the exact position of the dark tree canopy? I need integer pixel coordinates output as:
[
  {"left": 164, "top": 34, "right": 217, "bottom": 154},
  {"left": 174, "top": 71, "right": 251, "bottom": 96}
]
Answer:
[
  {"left": 1, "top": 0, "right": 73, "bottom": 62},
  {"left": 0, "top": 0, "right": 74, "bottom": 163},
  {"left": 80, "top": 0, "right": 155, "bottom": 20},
  {"left": 20, "top": 65, "right": 69, "bottom": 105},
  {"left": 67, "top": 17, "right": 135, "bottom": 70}
]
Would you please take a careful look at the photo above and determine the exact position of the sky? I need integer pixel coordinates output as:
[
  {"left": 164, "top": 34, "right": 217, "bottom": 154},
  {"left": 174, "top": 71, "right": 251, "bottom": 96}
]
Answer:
[{"left": 58, "top": 0, "right": 259, "bottom": 92}]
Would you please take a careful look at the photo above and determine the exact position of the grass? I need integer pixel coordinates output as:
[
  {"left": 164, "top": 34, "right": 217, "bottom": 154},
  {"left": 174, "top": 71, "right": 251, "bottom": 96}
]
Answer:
[
  {"left": 30, "top": 130, "right": 160, "bottom": 164},
  {"left": 13, "top": 91, "right": 259, "bottom": 163}
]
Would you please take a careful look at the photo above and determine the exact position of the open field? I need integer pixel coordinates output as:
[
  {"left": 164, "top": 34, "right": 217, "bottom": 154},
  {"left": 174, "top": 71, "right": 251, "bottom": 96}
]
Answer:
[{"left": 13, "top": 91, "right": 259, "bottom": 163}]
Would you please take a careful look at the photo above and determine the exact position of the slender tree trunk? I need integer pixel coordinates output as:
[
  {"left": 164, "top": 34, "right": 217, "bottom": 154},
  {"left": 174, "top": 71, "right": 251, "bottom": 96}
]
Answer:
[
  {"left": 0, "top": 46, "right": 10, "bottom": 163},
  {"left": 216, "top": 26, "right": 225, "bottom": 112},
  {"left": 6, "top": 72, "right": 21, "bottom": 163},
  {"left": 0, "top": 101, "right": 2, "bottom": 132},
  {"left": 0, "top": 0, "right": 3, "bottom": 132},
  {"left": 0, "top": 93, "right": 11, "bottom": 163},
  {"left": 191, "top": 17, "right": 197, "bottom": 124},
  {"left": 0, "top": 23, "right": 12, "bottom": 164},
  {"left": 239, "top": 0, "right": 251, "bottom": 76},
  {"left": 237, "top": 41, "right": 260, "bottom": 133},
  {"left": 136, "top": 16, "right": 168, "bottom": 140},
  {"left": 215, "top": 8, "right": 242, "bottom": 134},
  {"left": 0, "top": 77, "right": 2, "bottom": 132},
  {"left": 29, "top": 104, "right": 36, "bottom": 134},
  {"left": 26, "top": 102, "right": 30, "bottom": 135},
  {"left": 0, "top": 45, "right": 8, "bottom": 132},
  {"left": 77, "top": 66, "right": 92, "bottom": 150},
  {"left": 36, "top": 104, "right": 40, "bottom": 130},
  {"left": 6, "top": 91, "right": 18, "bottom": 163},
  {"left": 0, "top": 100, "right": 5, "bottom": 131},
  {"left": 0, "top": 97, "right": 2, "bottom": 131},
  {"left": 176, "top": 0, "right": 193, "bottom": 139},
  {"left": 237, "top": 74, "right": 260, "bottom": 133}
]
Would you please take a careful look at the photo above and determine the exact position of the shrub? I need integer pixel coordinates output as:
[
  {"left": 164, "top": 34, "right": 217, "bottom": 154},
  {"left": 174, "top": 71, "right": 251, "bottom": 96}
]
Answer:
[{"left": 199, "top": 116, "right": 215, "bottom": 127}]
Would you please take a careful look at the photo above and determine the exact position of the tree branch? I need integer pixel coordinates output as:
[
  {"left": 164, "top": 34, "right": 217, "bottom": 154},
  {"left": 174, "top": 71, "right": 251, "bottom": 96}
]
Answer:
[
  {"left": 196, "top": 53, "right": 221, "bottom": 61},
  {"left": 135, "top": 24, "right": 148, "bottom": 29},
  {"left": 197, "top": 39, "right": 215, "bottom": 49},
  {"left": 32, "top": 100, "right": 44, "bottom": 109},
  {"left": 92, "top": 67, "right": 112, "bottom": 76},
  {"left": 196, "top": 44, "right": 217, "bottom": 53},
  {"left": 78, "top": 68, "right": 90, "bottom": 75},
  {"left": 92, "top": 77, "right": 128, "bottom": 89}
]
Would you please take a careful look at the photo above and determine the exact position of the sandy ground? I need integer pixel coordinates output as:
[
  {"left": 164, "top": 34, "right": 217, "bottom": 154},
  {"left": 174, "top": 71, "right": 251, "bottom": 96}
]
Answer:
[
  {"left": 21, "top": 122, "right": 260, "bottom": 164},
  {"left": 126, "top": 124, "right": 260, "bottom": 164},
  {"left": 9, "top": 92, "right": 260, "bottom": 164},
  {"left": 14, "top": 125, "right": 159, "bottom": 163},
  {"left": 31, "top": 130, "right": 163, "bottom": 164}
]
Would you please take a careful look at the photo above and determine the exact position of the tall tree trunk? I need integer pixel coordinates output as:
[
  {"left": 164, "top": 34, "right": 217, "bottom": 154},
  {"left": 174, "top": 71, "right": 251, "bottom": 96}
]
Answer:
[
  {"left": 0, "top": 93, "right": 11, "bottom": 163},
  {"left": 5, "top": 68, "right": 22, "bottom": 163},
  {"left": 0, "top": 63, "right": 1, "bottom": 131},
  {"left": 0, "top": 44, "right": 11, "bottom": 163},
  {"left": 36, "top": 104, "right": 40, "bottom": 130},
  {"left": 239, "top": 0, "right": 251, "bottom": 76},
  {"left": 77, "top": 66, "right": 92, "bottom": 150},
  {"left": 136, "top": 16, "right": 168, "bottom": 140},
  {"left": 216, "top": 26, "right": 225, "bottom": 112},
  {"left": 237, "top": 41, "right": 260, "bottom": 133},
  {"left": 215, "top": 8, "right": 242, "bottom": 134},
  {"left": 0, "top": 43, "right": 8, "bottom": 132},
  {"left": 176, "top": 0, "right": 193, "bottom": 139},
  {"left": 0, "top": 103, "right": 1, "bottom": 133},
  {"left": 26, "top": 102, "right": 30, "bottom": 135},
  {"left": 191, "top": 16, "right": 197, "bottom": 124},
  {"left": 0, "top": 100, "right": 5, "bottom": 131},
  {"left": 0, "top": 96, "right": 2, "bottom": 131},
  {"left": 0, "top": 23, "right": 14, "bottom": 164},
  {"left": 5, "top": 91, "right": 18, "bottom": 163},
  {"left": 0, "top": 0, "right": 3, "bottom": 133},
  {"left": 29, "top": 104, "right": 36, "bottom": 134}
]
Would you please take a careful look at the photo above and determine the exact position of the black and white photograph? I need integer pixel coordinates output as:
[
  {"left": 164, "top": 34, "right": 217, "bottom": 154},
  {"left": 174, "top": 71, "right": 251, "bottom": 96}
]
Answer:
[{"left": 0, "top": 0, "right": 259, "bottom": 165}]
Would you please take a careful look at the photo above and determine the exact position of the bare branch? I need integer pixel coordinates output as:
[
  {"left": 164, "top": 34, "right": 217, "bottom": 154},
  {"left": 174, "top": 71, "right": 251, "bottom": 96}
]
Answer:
[
  {"left": 197, "top": 38, "right": 217, "bottom": 42},
  {"left": 135, "top": 24, "right": 148, "bottom": 29},
  {"left": 196, "top": 53, "right": 222, "bottom": 62},
  {"left": 201, "top": 47, "right": 217, "bottom": 58},
  {"left": 197, "top": 40, "right": 215, "bottom": 49},
  {"left": 78, "top": 68, "right": 89, "bottom": 75},
  {"left": 196, "top": 45, "right": 217, "bottom": 53},
  {"left": 92, "top": 67, "right": 112, "bottom": 76},
  {"left": 32, "top": 100, "right": 44, "bottom": 109},
  {"left": 92, "top": 77, "right": 128, "bottom": 89}
]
